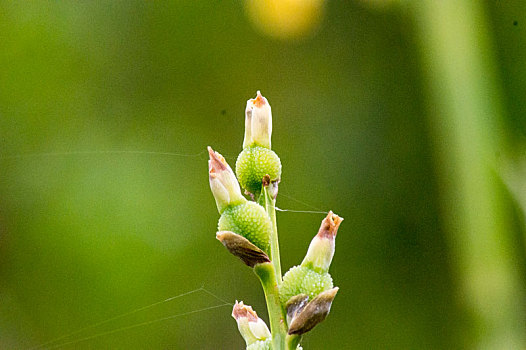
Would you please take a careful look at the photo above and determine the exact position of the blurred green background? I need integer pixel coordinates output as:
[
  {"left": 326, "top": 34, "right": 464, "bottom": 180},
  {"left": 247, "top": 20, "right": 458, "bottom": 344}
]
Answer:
[{"left": 1, "top": 1, "right": 525, "bottom": 349}]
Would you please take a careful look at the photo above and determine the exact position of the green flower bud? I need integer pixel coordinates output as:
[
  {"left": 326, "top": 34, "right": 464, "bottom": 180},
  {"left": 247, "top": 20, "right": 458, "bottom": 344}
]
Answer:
[
  {"left": 232, "top": 301, "right": 271, "bottom": 347},
  {"left": 301, "top": 211, "right": 343, "bottom": 273},
  {"left": 208, "top": 146, "right": 246, "bottom": 213},
  {"left": 218, "top": 201, "right": 272, "bottom": 254},
  {"left": 280, "top": 265, "right": 333, "bottom": 304},
  {"left": 280, "top": 212, "right": 342, "bottom": 304},
  {"left": 236, "top": 146, "right": 281, "bottom": 195}
]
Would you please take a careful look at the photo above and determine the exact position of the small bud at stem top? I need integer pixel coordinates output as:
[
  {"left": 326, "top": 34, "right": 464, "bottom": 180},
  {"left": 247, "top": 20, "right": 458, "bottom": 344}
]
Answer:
[
  {"left": 243, "top": 91, "right": 273, "bottom": 149},
  {"left": 301, "top": 211, "right": 343, "bottom": 273},
  {"left": 208, "top": 146, "right": 246, "bottom": 213}
]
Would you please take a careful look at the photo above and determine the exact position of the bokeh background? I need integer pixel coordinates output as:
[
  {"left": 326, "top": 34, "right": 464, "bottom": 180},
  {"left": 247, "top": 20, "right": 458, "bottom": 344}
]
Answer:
[{"left": 1, "top": 1, "right": 525, "bottom": 349}]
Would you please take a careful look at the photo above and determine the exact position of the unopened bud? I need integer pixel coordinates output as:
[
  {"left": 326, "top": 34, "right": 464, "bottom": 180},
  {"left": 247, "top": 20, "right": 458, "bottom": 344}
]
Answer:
[
  {"left": 301, "top": 211, "right": 343, "bottom": 273},
  {"left": 280, "top": 265, "right": 333, "bottom": 304},
  {"left": 288, "top": 287, "right": 339, "bottom": 335},
  {"left": 243, "top": 91, "right": 272, "bottom": 149},
  {"left": 216, "top": 231, "right": 270, "bottom": 267},
  {"left": 236, "top": 92, "right": 282, "bottom": 195},
  {"left": 232, "top": 301, "right": 271, "bottom": 346},
  {"left": 208, "top": 146, "right": 246, "bottom": 213},
  {"left": 218, "top": 201, "right": 272, "bottom": 254}
]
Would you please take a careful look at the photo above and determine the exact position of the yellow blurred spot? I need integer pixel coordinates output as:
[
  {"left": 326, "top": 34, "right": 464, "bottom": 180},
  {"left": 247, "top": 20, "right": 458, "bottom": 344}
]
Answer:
[{"left": 245, "top": 0, "right": 325, "bottom": 40}]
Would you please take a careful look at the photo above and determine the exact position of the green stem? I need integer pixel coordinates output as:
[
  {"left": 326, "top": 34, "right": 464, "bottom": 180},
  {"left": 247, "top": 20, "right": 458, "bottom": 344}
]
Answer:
[
  {"left": 285, "top": 334, "right": 301, "bottom": 350},
  {"left": 254, "top": 262, "right": 288, "bottom": 350},
  {"left": 263, "top": 185, "right": 282, "bottom": 284}
]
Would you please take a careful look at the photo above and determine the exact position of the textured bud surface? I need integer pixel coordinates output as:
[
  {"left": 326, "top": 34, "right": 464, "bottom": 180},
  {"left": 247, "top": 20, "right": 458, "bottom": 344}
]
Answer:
[
  {"left": 246, "top": 339, "right": 302, "bottom": 350},
  {"left": 236, "top": 146, "right": 282, "bottom": 194},
  {"left": 246, "top": 338, "right": 272, "bottom": 350},
  {"left": 218, "top": 202, "right": 272, "bottom": 254},
  {"left": 280, "top": 265, "right": 333, "bottom": 304}
]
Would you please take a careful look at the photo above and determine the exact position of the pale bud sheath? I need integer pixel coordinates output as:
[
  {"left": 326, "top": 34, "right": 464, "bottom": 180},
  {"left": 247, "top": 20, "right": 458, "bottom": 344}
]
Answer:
[
  {"left": 301, "top": 211, "right": 343, "bottom": 273},
  {"left": 208, "top": 147, "right": 246, "bottom": 213},
  {"left": 243, "top": 91, "right": 272, "bottom": 149},
  {"left": 232, "top": 301, "right": 271, "bottom": 346}
]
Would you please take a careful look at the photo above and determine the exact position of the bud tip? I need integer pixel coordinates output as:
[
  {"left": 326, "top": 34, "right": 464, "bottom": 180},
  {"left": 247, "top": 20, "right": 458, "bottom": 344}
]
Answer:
[
  {"left": 232, "top": 301, "right": 259, "bottom": 322},
  {"left": 208, "top": 146, "right": 228, "bottom": 174},
  {"left": 253, "top": 90, "right": 266, "bottom": 108},
  {"left": 318, "top": 211, "right": 343, "bottom": 239}
]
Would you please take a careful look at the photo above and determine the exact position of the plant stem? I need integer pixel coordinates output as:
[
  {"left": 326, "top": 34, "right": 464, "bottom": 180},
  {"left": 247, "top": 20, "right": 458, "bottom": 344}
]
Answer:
[
  {"left": 254, "top": 262, "right": 288, "bottom": 350},
  {"left": 263, "top": 184, "right": 282, "bottom": 284},
  {"left": 285, "top": 334, "right": 301, "bottom": 350}
]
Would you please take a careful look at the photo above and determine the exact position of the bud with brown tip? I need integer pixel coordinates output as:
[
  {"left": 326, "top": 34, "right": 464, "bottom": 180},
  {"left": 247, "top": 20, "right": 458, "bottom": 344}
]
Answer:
[
  {"left": 232, "top": 301, "right": 272, "bottom": 347},
  {"left": 209, "top": 147, "right": 272, "bottom": 254},
  {"left": 236, "top": 91, "right": 282, "bottom": 196},
  {"left": 301, "top": 211, "right": 343, "bottom": 274},
  {"left": 243, "top": 91, "right": 272, "bottom": 149},
  {"left": 208, "top": 146, "right": 246, "bottom": 213},
  {"left": 280, "top": 212, "right": 342, "bottom": 304}
]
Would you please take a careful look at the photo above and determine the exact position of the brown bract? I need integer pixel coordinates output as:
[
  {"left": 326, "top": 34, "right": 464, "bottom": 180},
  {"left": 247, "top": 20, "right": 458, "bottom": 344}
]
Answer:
[
  {"left": 216, "top": 231, "right": 270, "bottom": 267},
  {"left": 287, "top": 287, "right": 339, "bottom": 335}
]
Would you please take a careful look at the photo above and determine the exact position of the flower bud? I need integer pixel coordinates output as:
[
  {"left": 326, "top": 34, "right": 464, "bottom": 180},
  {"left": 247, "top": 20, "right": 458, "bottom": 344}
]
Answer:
[
  {"left": 236, "top": 147, "right": 281, "bottom": 195},
  {"left": 216, "top": 231, "right": 270, "bottom": 267},
  {"left": 280, "top": 265, "right": 333, "bottom": 304},
  {"left": 218, "top": 201, "right": 272, "bottom": 254},
  {"left": 243, "top": 91, "right": 272, "bottom": 149},
  {"left": 301, "top": 211, "right": 343, "bottom": 274},
  {"left": 208, "top": 146, "right": 246, "bottom": 213},
  {"left": 280, "top": 212, "right": 342, "bottom": 303},
  {"left": 287, "top": 287, "right": 339, "bottom": 335},
  {"left": 232, "top": 301, "right": 271, "bottom": 346},
  {"left": 236, "top": 92, "right": 282, "bottom": 195}
]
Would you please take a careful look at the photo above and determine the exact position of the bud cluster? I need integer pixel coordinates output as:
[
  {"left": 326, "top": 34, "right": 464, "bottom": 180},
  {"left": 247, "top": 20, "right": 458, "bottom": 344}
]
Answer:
[{"left": 207, "top": 92, "right": 342, "bottom": 349}]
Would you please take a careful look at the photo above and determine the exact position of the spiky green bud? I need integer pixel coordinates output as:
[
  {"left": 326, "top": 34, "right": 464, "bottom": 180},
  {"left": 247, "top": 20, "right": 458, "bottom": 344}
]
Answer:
[
  {"left": 236, "top": 146, "right": 281, "bottom": 195},
  {"left": 236, "top": 92, "right": 282, "bottom": 195},
  {"left": 218, "top": 201, "right": 272, "bottom": 254},
  {"left": 280, "top": 212, "right": 342, "bottom": 304},
  {"left": 280, "top": 265, "right": 333, "bottom": 304}
]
